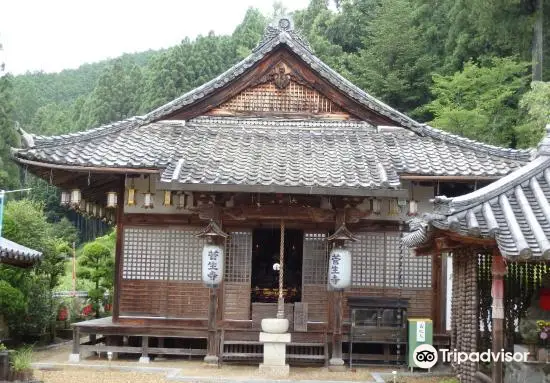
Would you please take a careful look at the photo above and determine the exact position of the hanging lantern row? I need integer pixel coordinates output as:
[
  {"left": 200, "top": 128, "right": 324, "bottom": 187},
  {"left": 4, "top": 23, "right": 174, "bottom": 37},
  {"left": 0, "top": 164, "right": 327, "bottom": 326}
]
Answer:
[
  {"left": 366, "top": 198, "right": 418, "bottom": 216},
  {"left": 61, "top": 189, "right": 119, "bottom": 209}
]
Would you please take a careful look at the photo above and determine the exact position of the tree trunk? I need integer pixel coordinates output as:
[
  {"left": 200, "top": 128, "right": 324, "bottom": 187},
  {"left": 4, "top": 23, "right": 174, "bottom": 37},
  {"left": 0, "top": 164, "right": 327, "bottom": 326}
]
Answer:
[{"left": 532, "top": 0, "right": 544, "bottom": 81}]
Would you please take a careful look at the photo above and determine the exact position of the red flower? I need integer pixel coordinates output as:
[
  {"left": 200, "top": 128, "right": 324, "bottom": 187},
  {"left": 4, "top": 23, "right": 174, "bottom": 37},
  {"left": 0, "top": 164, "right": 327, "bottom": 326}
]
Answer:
[
  {"left": 81, "top": 304, "right": 94, "bottom": 316},
  {"left": 58, "top": 307, "right": 68, "bottom": 321}
]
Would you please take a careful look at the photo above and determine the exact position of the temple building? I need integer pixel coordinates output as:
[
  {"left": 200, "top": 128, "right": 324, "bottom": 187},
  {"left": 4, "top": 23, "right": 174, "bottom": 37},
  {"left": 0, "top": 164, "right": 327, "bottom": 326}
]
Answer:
[{"left": 11, "top": 17, "right": 534, "bottom": 366}]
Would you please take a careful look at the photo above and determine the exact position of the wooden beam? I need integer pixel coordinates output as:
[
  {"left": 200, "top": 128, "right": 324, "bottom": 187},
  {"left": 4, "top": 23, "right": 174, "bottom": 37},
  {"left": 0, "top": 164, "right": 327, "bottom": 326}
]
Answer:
[
  {"left": 491, "top": 250, "right": 506, "bottom": 383},
  {"left": 400, "top": 175, "right": 501, "bottom": 181},
  {"left": 15, "top": 157, "right": 159, "bottom": 174},
  {"left": 113, "top": 176, "right": 124, "bottom": 322}
]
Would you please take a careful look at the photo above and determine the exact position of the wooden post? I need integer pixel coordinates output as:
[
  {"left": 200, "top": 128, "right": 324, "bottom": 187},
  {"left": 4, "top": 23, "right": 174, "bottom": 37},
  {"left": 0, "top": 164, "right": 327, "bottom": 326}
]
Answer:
[
  {"left": 491, "top": 251, "right": 506, "bottom": 383},
  {"left": 204, "top": 287, "right": 219, "bottom": 365},
  {"left": 432, "top": 252, "right": 442, "bottom": 333},
  {"left": 113, "top": 176, "right": 125, "bottom": 322},
  {"left": 329, "top": 289, "right": 345, "bottom": 371}
]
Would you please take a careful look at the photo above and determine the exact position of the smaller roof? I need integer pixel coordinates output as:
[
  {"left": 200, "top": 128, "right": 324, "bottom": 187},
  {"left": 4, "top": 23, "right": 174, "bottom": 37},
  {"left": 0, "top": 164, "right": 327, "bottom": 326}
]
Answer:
[
  {"left": 404, "top": 125, "right": 550, "bottom": 261},
  {"left": 0, "top": 237, "right": 42, "bottom": 268}
]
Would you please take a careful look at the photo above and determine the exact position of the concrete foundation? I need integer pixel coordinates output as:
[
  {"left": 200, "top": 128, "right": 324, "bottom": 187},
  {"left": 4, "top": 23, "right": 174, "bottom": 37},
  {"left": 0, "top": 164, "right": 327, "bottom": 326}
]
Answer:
[
  {"left": 138, "top": 356, "right": 150, "bottom": 364},
  {"left": 68, "top": 353, "right": 80, "bottom": 363}
]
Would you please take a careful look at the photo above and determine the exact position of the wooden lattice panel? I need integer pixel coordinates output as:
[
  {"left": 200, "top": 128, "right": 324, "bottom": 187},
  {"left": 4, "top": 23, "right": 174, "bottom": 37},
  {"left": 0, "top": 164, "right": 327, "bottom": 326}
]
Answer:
[
  {"left": 349, "top": 232, "right": 431, "bottom": 289},
  {"left": 225, "top": 231, "right": 252, "bottom": 282},
  {"left": 302, "top": 232, "right": 328, "bottom": 285},
  {"left": 209, "top": 80, "right": 351, "bottom": 117},
  {"left": 122, "top": 226, "right": 203, "bottom": 281},
  {"left": 402, "top": 247, "right": 431, "bottom": 288},
  {"left": 350, "top": 233, "right": 385, "bottom": 287}
]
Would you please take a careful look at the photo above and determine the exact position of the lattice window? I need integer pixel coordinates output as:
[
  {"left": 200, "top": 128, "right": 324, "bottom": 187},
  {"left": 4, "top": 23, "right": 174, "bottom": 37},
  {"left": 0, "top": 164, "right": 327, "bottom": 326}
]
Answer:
[
  {"left": 122, "top": 226, "right": 203, "bottom": 281},
  {"left": 225, "top": 231, "right": 252, "bottom": 282},
  {"left": 350, "top": 233, "right": 385, "bottom": 287},
  {"left": 211, "top": 81, "right": 348, "bottom": 115},
  {"left": 402, "top": 248, "right": 432, "bottom": 288},
  {"left": 350, "top": 232, "right": 432, "bottom": 288},
  {"left": 302, "top": 232, "right": 328, "bottom": 285},
  {"left": 169, "top": 228, "right": 203, "bottom": 281}
]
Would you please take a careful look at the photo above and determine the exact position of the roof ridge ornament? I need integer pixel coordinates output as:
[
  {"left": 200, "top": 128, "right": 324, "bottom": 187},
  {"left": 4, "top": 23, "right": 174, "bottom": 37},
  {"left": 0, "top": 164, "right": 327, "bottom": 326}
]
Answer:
[
  {"left": 254, "top": 15, "right": 313, "bottom": 54},
  {"left": 537, "top": 124, "right": 550, "bottom": 157}
]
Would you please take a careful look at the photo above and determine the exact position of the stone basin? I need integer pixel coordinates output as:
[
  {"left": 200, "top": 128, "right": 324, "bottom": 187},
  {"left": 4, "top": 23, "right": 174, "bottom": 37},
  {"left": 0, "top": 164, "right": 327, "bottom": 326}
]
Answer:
[{"left": 261, "top": 318, "right": 289, "bottom": 333}]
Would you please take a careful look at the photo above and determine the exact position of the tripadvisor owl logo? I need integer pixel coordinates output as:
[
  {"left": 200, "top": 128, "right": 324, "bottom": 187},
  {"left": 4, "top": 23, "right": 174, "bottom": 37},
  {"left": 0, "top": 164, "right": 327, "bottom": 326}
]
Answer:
[{"left": 413, "top": 344, "right": 438, "bottom": 369}]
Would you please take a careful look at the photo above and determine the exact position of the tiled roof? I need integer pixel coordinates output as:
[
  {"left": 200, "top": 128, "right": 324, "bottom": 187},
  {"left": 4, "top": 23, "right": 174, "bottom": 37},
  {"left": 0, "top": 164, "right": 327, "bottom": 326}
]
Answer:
[
  {"left": 404, "top": 125, "right": 550, "bottom": 261},
  {"left": 12, "top": 116, "right": 529, "bottom": 195},
  {"left": 0, "top": 237, "right": 42, "bottom": 267},
  {"left": 139, "top": 18, "right": 532, "bottom": 163}
]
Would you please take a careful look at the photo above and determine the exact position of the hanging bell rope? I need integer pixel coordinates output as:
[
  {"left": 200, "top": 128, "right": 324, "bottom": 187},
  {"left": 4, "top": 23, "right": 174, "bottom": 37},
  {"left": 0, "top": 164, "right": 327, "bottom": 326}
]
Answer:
[{"left": 277, "top": 219, "right": 285, "bottom": 319}]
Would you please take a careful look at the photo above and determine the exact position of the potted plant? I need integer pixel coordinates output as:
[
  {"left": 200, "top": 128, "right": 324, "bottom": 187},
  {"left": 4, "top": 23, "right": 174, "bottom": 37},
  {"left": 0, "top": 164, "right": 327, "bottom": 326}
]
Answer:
[
  {"left": 536, "top": 320, "right": 550, "bottom": 361},
  {"left": 9, "top": 345, "right": 33, "bottom": 381},
  {"left": 520, "top": 319, "right": 540, "bottom": 360}
]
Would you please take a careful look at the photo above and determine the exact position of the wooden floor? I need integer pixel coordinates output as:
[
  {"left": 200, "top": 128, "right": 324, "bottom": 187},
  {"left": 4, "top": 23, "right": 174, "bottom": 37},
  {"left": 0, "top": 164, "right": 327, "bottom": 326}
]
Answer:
[{"left": 73, "top": 316, "right": 208, "bottom": 338}]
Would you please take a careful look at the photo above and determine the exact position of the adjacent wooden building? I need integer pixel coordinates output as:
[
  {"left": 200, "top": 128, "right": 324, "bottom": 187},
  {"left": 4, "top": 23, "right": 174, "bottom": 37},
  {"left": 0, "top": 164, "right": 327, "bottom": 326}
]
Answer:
[{"left": 11, "top": 17, "right": 533, "bottom": 364}]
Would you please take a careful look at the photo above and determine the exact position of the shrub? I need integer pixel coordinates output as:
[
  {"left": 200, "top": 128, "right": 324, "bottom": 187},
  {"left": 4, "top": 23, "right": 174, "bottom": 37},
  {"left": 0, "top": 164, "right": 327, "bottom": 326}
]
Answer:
[{"left": 10, "top": 345, "right": 33, "bottom": 372}]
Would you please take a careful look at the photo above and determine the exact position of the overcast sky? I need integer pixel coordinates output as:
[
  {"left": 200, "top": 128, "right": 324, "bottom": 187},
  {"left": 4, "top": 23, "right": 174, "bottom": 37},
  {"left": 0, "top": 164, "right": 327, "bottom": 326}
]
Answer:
[{"left": 1, "top": 0, "right": 311, "bottom": 75}]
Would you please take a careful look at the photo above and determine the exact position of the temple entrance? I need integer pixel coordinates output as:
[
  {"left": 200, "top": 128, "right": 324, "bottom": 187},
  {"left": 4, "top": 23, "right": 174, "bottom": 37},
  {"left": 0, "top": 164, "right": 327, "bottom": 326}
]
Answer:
[{"left": 251, "top": 228, "right": 303, "bottom": 303}]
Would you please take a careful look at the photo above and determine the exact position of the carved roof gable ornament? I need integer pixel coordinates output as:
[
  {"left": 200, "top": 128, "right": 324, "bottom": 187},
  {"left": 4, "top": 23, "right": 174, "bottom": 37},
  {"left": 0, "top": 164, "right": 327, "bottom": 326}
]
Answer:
[
  {"left": 254, "top": 16, "right": 313, "bottom": 54},
  {"left": 273, "top": 63, "right": 291, "bottom": 90}
]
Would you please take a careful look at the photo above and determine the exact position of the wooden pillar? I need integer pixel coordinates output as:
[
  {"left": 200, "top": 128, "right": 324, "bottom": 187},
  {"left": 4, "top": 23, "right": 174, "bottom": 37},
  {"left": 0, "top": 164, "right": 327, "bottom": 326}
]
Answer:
[
  {"left": 204, "top": 287, "right": 219, "bottom": 365},
  {"left": 329, "top": 288, "right": 345, "bottom": 371},
  {"left": 432, "top": 252, "right": 443, "bottom": 333},
  {"left": 112, "top": 176, "right": 125, "bottom": 322},
  {"left": 491, "top": 252, "right": 506, "bottom": 383}
]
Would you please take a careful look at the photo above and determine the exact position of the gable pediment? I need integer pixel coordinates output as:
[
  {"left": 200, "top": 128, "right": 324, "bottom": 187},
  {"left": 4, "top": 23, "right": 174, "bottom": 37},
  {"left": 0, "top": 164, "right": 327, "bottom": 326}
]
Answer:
[{"left": 207, "top": 61, "right": 354, "bottom": 119}]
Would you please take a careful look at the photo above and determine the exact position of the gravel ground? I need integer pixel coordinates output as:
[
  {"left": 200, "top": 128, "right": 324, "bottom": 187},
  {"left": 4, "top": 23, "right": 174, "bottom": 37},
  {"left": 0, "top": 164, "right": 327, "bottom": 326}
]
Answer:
[
  {"left": 34, "top": 369, "right": 167, "bottom": 383},
  {"left": 32, "top": 342, "right": 455, "bottom": 383}
]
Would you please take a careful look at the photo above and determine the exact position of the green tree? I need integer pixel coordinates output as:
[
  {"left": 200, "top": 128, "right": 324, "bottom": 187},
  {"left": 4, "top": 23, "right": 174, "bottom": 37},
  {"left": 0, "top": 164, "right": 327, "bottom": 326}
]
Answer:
[
  {"left": 0, "top": 74, "right": 20, "bottom": 189},
  {"left": 347, "top": 0, "right": 437, "bottom": 112},
  {"left": 517, "top": 81, "right": 550, "bottom": 146},
  {"left": 86, "top": 57, "right": 144, "bottom": 125},
  {"left": 423, "top": 57, "right": 530, "bottom": 147},
  {"left": 78, "top": 241, "right": 114, "bottom": 318}
]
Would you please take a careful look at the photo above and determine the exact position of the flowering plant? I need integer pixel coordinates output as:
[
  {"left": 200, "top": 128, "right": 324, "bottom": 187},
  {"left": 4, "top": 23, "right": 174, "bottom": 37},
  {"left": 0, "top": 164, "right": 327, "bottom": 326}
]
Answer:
[
  {"left": 81, "top": 304, "right": 95, "bottom": 318},
  {"left": 57, "top": 306, "right": 69, "bottom": 321},
  {"left": 536, "top": 320, "right": 550, "bottom": 340}
]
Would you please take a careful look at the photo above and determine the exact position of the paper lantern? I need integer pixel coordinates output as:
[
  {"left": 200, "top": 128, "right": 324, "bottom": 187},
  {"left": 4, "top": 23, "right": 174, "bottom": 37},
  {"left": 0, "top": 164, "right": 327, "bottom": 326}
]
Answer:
[
  {"left": 143, "top": 192, "right": 154, "bottom": 209},
  {"left": 202, "top": 244, "right": 224, "bottom": 287},
  {"left": 106, "top": 192, "right": 117, "bottom": 208},
  {"left": 163, "top": 191, "right": 172, "bottom": 207},
  {"left": 60, "top": 191, "right": 71, "bottom": 206},
  {"left": 127, "top": 188, "right": 136, "bottom": 206},
  {"left": 176, "top": 193, "right": 186, "bottom": 209},
  {"left": 372, "top": 198, "right": 381, "bottom": 215},
  {"left": 85, "top": 202, "right": 93, "bottom": 215},
  {"left": 408, "top": 200, "right": 418, "bottom": 216},
  {"left": 328, "top": 247, "right": 352, "bottom": 290},
  {"left": 70, "top": 189, "right": 81, "bottom": 207},
  {"left": 388, "top": 199, "right": 399, "bottom": 216}
]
